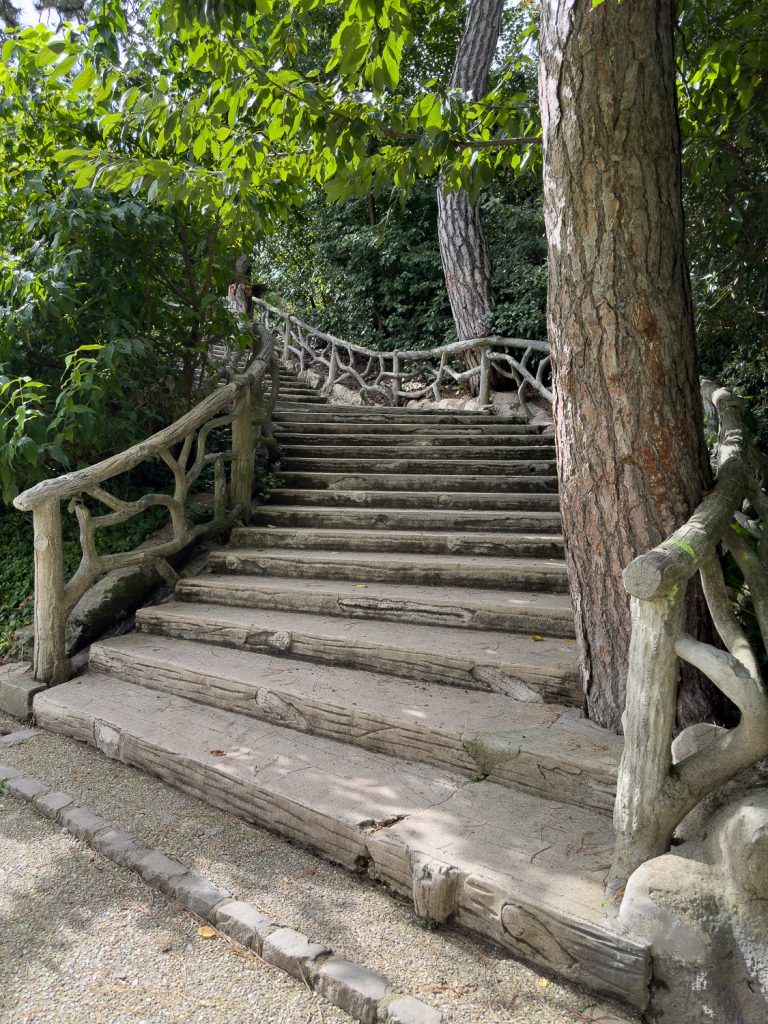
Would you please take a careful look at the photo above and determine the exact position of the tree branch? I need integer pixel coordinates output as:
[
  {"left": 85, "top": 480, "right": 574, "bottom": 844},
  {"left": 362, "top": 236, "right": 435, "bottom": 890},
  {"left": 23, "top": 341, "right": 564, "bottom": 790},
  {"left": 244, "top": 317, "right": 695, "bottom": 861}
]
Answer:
[{"left": 700, "top": 550, "right": 761, "bottom": 678}]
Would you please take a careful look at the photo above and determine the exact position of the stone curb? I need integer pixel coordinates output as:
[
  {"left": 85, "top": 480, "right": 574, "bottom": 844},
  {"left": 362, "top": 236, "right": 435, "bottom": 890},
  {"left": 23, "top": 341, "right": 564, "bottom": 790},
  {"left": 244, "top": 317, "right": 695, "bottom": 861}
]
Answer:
[{"left": 0, "top": 764, "right": 442, "bottom": 1024}]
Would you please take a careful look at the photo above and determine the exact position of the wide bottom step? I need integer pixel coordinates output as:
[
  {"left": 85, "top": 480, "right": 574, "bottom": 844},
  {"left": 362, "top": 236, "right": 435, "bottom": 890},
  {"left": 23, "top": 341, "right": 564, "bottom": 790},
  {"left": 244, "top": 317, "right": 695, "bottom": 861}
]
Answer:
[
  {"left": 34, "top": 676, "right": 650, "bottom": 1009},
  {"left": 88, "top": 632, "right": 620, "bottom": 811}
]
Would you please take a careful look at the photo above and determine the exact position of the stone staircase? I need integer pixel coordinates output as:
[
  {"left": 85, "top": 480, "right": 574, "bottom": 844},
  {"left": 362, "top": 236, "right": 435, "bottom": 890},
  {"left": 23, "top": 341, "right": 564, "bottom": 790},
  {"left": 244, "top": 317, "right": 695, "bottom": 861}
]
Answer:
[{"left": 35, "top": 368, "right": 650, "bottom": 1010}]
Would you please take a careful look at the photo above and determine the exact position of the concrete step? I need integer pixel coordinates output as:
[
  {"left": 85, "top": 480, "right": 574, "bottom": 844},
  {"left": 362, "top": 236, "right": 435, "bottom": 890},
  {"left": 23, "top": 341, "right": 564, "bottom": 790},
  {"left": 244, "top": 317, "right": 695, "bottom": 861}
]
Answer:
[
  {"left": 177, "top": 575, "right": 575, "bottom": 638},
  {"left": 249, "top": 505, "right": 563, "bottom": 534},
  {"left": 276, "top": 397, "right": 328, "bottom": 405},
  {"left": 278, "top": 457, "right": 558, "bottom": 476},
  {"left": 89, "top": 633, "right": 620, "bottom": 812},
  {"left": 136, "top": 602, "right": 581, "bottom": 704},
  {"left": 274, "top": 430, "right": 554, "bottom": 447},
  {"left": 267, "top": 489, "right": 562, "bottom": 511},
  {"left": 274, "top": 421, "right": 544, "bottom": 436},
  {"left": 273, "top": 409, "right": 528, "bottom": 425},
  {"left": 230, "top": 526, "right": 565, "bottom": 559},
  {"left": 277, "top": 444, "right": 557, "bottom": 461},
  {"left": 34, "top": 676, "right": 650, "bottom": 1008},
  {"left": 208, "top": 548, "right": 570, "bottom": 594},
  {"left": 276, "top": 471, "right": 558, "bottom": 495}
]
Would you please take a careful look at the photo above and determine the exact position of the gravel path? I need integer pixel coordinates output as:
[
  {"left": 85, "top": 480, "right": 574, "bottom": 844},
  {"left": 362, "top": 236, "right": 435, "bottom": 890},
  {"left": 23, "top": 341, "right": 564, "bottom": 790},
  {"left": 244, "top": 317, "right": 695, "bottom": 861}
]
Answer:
[{"left": 0, "top": 715, "right": 639, "bottom": 1024}]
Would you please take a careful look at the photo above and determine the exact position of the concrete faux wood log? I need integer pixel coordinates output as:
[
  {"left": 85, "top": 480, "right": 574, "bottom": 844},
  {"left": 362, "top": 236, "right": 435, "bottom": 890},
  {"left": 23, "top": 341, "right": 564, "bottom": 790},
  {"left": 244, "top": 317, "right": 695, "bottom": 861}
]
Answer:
[
  {"left": 32, "top": 501, "right": 70, "bottom": 685},
  {"left": 612, "top": 384, "right": 768, "bottom": 893},
  {"left": 253, "top": 298, "right": 552, "bottom": 409}
]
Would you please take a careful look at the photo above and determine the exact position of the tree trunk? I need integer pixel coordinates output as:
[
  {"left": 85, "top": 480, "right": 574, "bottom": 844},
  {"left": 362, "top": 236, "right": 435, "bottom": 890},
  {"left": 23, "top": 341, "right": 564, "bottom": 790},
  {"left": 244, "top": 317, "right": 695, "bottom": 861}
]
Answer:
[
  {"left": 538, "top": 0, "right": 713, "bottom": 732},
  {"left": 437, "top": 0, "right": 502, "bottom": 379}
]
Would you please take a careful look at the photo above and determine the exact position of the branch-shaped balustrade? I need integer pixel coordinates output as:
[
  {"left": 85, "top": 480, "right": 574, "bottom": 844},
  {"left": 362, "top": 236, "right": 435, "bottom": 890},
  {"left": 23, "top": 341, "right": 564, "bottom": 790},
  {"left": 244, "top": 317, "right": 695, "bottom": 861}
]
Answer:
[
  {"left": 255, "top": 299, "right": 551, "bottom": 418},
  {"left": 610, "top": 382, "right": 768, "bottom": 894},
  {"left": 13, "top": 327, "right": 280, "bottom": 687}
]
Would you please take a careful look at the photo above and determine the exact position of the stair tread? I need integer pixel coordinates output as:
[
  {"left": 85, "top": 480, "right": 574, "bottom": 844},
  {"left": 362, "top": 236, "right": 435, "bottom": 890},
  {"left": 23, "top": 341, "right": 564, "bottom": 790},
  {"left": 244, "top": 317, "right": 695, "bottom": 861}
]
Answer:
[
  {"left": 137, "top": 601, "right": 577, "bottom": 672},
  {"left": 216, "top": 546, "right": 567, "bottom": 572},
  {"left": 90, "top": 632, "right": 621, "bottom": 783},
  {"left": 276, "top": 433, "right": 554, "bottom": 442},
  {"left": 232, "top": 526, "right": 564, "bottom": 547},
  {"left": 280, "top": 463, "right": 558, "bottom": 478},
  {"left": 35, "top": 676, "right": 648, "bottom": 1005},
  {"left": 178, "top": 572, "right": 573, "bottom": 615},
  {"left": 274, "top": 424, "right": 544, "bottom": 433},
  {"left": 253, "top": 506, "right": 563, "bottom": 532},
  {"left": 278, "top": 447, "right": 557, "bottom": 458},
  {"left": 279, "top": 469, "right": 558, "bottom": 478},
  {"left": 267, "top": 489, "right": 561, "bottom": 508},
  {"left": 273, "top": 403, "right": 520, "bottom": 412}
]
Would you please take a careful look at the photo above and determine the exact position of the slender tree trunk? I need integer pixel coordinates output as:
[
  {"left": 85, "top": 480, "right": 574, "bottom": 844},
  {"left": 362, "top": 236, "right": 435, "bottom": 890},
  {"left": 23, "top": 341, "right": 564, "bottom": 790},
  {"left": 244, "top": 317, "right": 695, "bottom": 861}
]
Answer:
[
  {"left": 539, "top": 0, "right": 713, "bottom": 732},
  {"left": 437, "top": 0, "right": 502, "bottom": 373}
]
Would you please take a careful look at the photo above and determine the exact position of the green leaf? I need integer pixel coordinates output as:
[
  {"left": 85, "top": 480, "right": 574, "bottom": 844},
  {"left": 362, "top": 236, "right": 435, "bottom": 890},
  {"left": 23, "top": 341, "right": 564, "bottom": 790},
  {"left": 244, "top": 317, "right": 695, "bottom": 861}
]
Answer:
[{"left": 69, "top": 65, "right": 95, "bottom": 96}]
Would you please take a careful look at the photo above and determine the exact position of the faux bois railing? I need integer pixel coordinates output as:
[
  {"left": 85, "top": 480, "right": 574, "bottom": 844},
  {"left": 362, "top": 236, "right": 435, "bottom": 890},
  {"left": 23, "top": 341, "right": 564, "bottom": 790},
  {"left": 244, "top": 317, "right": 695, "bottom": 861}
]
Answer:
[
  {"left": 255, "top": 299, "right": 552, "bottom": 417},
  {"left": 13, "top": 308, "right": 279, "bottom": 687},
  {"left": 611, "top": 381, "right": 768, "bottom": 890}
]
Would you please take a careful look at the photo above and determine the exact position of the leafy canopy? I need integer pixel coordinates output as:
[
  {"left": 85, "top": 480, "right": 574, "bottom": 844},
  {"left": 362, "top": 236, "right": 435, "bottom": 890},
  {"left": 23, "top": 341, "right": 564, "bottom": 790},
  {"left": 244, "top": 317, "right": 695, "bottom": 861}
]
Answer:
[{"left": 0, "top": 0, "right": 540, "bottom": 231}]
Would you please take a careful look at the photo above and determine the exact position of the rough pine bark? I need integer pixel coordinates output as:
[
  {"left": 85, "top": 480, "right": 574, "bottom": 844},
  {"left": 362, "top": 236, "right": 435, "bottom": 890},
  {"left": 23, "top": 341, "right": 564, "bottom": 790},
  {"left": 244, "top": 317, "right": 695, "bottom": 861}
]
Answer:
[
  {"left": 538, "top": 0, "right": 712, "bottom": 731},
  {"left": 437, "top": 0, "right": 502, "bottom": 353}
]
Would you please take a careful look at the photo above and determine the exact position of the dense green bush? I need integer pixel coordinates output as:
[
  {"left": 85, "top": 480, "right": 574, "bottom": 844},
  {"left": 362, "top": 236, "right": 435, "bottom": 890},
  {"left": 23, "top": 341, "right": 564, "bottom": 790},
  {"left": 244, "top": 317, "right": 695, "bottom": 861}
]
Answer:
[{"left": 0, "top": 182, "right": 245, "bottom": 502}]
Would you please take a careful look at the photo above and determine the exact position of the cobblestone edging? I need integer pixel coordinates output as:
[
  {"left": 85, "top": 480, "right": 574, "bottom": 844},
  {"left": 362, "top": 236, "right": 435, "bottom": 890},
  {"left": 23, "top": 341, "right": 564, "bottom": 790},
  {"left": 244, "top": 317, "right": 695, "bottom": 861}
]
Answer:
[{"left": 1, "top": 756, "right": 441, "bottom": 1024}]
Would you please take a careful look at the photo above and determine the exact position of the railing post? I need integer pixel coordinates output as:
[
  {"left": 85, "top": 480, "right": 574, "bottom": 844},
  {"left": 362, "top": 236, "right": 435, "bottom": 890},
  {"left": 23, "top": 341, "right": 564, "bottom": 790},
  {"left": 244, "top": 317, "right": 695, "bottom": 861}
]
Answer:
[
  {"left": 609, "top": 586, "right": 687, "bottom": 892},
  {"left": 327, "top": 344, "right": 338, "bottom": 388},
  {"left": 282, "top": 317, "right": 290, "bottom": 364},
  {"left": 32, "top": 500, "right": 69, "bottom": 685},
  {"left": 479, "top": 348, "right": 491, "bottom": 407},
  {"left": 231, "top": 383, "right": 254, "bottom": 514},
  {"left": 391, "top": 353, "right": 400, "bottom": 407}
]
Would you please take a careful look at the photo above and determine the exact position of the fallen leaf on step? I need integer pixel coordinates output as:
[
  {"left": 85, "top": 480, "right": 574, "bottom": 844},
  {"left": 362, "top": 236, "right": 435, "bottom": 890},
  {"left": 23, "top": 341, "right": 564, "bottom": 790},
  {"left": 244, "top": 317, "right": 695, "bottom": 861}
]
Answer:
[
  {"left": 536, "top": 977, "right": 550, "bottom": 988},
  {"left": 209, "top": 750, "right": 226, "bottom": 757},
  {"left": 531, "top": 634, "right": 545, "bottom": 641},
  {"left": 197, "top": 925, "right": 217, "bottom": 939},
  {"left": 354, "top": 584, "right": 367, "bottom": 588}
]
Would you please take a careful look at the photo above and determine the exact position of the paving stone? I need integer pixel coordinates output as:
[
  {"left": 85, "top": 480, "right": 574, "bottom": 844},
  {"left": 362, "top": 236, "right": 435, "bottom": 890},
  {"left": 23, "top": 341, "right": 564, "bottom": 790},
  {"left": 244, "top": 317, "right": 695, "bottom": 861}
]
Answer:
[
  {"left": 7, "top": 776, "right": 50, "bottom": 802},
  {"left": 214, "top": 900, "right": 277, "bottom": 952},
  {"left": 0, "top": 727, "right": 41, "bottom": 746},
  {"left": 59, "top": 805, "right": 110, "bottom": 840},
  {"left": 0, "top": 763, "right": 20, "bottom": 781},
  {"left": 378, "top": 995, "right": 443, "bottom": 1024},
  {"left": 172, "top": 873, "right": 232, "bottom": 918},
  {"left": 91, "top": 827, "right": 151, "bottom": 869},
  {"left": 33, "top": 790, "right": 74, "bottom": 819},
  {"left": 261, "top": 927, "right": 329, "bottom": 981},
  {"left": 133, "top": 849, "right": 190, "bottom": 894},
  {"left": 315, "top": 957, "right": 392, "bottom": 1024}
]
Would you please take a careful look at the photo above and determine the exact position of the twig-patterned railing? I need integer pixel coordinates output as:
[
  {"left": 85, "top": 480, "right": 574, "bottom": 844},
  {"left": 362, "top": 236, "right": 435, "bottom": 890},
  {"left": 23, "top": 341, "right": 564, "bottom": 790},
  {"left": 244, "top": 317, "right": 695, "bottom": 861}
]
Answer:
[
  {"left": 255, "top": 299, "right": 552, "bottom": 418},
  {"left": 13, "top": 307, "right": 279, "bottom": 687},
  {"left": 610, "top": 382, "right": 768, "bottom": 893}
]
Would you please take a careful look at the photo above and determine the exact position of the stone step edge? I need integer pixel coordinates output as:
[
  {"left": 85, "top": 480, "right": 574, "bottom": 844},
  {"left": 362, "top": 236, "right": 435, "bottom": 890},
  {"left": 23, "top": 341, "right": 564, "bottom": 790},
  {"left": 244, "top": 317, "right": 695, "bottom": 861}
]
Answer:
[{"left": 0, "top": 761, "right": 441, "bottom": 1024}]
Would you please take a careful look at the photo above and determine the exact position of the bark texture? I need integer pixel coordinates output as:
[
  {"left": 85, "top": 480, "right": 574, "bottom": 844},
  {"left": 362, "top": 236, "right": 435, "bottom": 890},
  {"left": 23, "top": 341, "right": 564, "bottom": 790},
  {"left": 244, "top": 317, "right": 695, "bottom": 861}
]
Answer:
[
  {"left": 538, "top": 0, "right": 712, "bottom": 731},
  {"left": 437, "top": 0, "right": 502, "bottom": 349}
]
